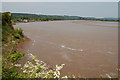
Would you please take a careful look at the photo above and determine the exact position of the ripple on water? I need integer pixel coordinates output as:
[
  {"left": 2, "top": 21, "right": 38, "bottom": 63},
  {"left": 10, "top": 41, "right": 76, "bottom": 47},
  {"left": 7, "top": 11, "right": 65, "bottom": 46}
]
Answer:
[{"left": 60, "top": 45, "right": 84, "bottom": 52}]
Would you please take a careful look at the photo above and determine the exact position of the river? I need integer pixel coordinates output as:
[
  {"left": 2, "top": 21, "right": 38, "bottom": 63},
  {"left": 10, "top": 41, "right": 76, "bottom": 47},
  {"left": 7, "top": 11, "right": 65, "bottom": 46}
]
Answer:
[{"left": 14, "top": 20, "right": 118, "bottom": 78}]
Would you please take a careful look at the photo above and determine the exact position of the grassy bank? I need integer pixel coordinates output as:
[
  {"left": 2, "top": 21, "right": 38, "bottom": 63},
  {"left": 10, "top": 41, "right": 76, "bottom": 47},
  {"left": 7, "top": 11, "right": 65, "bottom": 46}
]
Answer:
[
  {"left": 2, "top": 12, "right": 25, "bottom": 78},
  {"left": 2, "top": 12, "right": 67, "bottom": 79}
]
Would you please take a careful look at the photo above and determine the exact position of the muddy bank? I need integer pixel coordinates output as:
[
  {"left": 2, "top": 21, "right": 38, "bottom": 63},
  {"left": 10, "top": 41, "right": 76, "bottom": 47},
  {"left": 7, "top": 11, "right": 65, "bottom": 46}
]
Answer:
[{"left": 14, "top": 20, "right": 118, "bottom": 78}]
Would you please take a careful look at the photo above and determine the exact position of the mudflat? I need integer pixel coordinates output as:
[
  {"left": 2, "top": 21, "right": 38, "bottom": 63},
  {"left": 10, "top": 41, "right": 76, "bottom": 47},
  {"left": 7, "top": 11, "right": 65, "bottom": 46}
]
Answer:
[{"left": 14, "top": 20, "right": 118, "bottom": 78}]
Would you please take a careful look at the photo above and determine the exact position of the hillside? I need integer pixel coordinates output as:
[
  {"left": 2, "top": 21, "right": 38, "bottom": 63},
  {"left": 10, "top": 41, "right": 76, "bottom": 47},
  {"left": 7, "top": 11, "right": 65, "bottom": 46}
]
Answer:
[
  {"left": 12, "top": 13, "right": 119, "bottom": 22},
  {"left": 2, "top": 12, "right": 25, "bottom": 78},
  {"left": 12, "top": 13, "right": 82, "bottom": 22}
]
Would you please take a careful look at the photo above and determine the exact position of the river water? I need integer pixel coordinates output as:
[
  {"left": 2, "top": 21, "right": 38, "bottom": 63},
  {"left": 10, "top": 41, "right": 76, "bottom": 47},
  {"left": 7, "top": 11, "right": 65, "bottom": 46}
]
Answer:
[{"left": 14, "top": 20, "right": 118, "bottom": 78}]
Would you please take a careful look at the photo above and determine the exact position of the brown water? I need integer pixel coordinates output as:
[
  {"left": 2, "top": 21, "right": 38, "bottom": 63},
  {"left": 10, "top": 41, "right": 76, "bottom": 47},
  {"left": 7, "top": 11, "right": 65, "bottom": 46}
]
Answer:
[{"left": 14, "top": 20, "right": 118, "bottom": 78}]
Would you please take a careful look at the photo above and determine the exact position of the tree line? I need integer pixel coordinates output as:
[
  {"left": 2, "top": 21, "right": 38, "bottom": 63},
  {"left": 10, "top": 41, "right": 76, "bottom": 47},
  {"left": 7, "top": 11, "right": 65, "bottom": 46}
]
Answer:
[{"left": 12, "top": 13, "right": 119, "bottom": 22}]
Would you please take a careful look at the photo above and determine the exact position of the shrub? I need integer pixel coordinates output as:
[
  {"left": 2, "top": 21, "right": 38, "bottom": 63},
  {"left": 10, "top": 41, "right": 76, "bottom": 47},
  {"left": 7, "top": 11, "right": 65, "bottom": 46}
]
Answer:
[
  {"left": 10, "top": 52, "right": 24, "bottom": 63},
  {"left": 14, "top": 33, "right": 20, "bottom": 39},
  {"left": 13, "top": 54, "right": 66, "bottom": 78},
  {"left": 14, "top": 28, "right": 23, "bottom": 39},
  {"left": 14, "top": 28, "right": 23, "bottom": 36},
  {"left": 22, "top": 60, "right": 65, "bottom": 78}
]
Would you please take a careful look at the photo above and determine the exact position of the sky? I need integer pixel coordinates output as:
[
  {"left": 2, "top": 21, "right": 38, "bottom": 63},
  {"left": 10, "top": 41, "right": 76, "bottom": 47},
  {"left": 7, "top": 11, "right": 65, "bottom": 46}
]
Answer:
[
  {"left": 1, "top": 0, "right": 119, "bottom": 2},
  {"left": 2, "top": 2, "right": 118, "bottom": 18}
]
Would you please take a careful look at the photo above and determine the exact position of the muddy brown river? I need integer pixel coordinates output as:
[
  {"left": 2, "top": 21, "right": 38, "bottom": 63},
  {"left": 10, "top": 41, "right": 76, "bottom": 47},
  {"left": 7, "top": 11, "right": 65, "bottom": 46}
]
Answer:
[{"left": 14, "top": 20, "right": 118, "bottom": 78}]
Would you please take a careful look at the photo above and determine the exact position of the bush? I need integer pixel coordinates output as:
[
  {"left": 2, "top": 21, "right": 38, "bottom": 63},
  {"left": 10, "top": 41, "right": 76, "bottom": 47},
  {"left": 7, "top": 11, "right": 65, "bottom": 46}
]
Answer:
[
  {"left": 22, "top": 60, "right": 65, "bottom": 78},
  {"left": 14, "top": 33, "right": 20, "bottom": 39},
  {"left": 14, "top": 28, "right": 23, "bottom": 36},
  {"left": 10, "top": 52, "right": 24, "bottom": 63},
  {"left": 2, "top": 66, "right": 17, "bottom": 78},
  {"left": 14, "top": 28, "right": 23, "bottom": 39}
]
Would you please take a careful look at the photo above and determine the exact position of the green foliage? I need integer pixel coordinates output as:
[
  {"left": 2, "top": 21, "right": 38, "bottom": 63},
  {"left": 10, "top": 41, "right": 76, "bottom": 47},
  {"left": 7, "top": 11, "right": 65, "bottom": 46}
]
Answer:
[
  {"left": 10, "top": 52, "right": 24, "bottom": 63},
  {"left": 2, "top": 12, "right": 24, "bottom": 43},
  {"left": 2, "top": 51, "right": 25, "bottom": 78},
  {"left": 14, "top": 33, "right": 20, "bottom": 39},
  {"left": 12, "top": 13, "right": 118, "bottom": 22},
  {"left": 2, "top": 12, "right": 13, "bottom": 27},
  {"left": 12, "top": 13, "right": 81, "bottom": 22},
  {"left": 14, "top": 28, "right": 23, "bottom": 36},
  {"left": 2, "top": 66, "right": 17, "bottom": 78},
  {"left": 19, "top": 55, "right": 65, "bottom": 78},
  {"left": 2, "top": 12, "right": 25, "bottom": 79},
  {"left": 2, "top": 25, "right": 14, "bottom": 42},
  {"left": 13, "top": 28, "right": 24, "bottom": 41},
  {"left": 2, "top": 65, "right": 25, "bottom": 79},
  {"left": 2, "top": 12, "right": 14, "bottom": 43}
]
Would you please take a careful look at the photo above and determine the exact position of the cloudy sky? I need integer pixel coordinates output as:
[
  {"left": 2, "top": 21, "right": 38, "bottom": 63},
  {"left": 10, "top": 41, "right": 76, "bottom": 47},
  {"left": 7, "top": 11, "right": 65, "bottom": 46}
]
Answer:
[{"left": 2, "top": 2, "right": 118, "bottom": 18}]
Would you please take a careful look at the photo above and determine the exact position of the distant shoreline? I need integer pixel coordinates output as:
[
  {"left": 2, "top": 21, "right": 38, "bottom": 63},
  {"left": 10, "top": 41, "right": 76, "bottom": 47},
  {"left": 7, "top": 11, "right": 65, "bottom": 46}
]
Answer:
[{"left": 13, "top": 19, "right": 119, "bottom": 25}]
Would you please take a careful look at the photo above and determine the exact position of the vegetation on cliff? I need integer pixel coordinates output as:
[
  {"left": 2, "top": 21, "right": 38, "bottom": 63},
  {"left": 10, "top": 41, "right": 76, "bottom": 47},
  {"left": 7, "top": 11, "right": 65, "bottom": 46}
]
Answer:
[
  {"left": 2, "top": 12, "right": 25, "bottom": 78},
  {"left": 2, "top": 12, "right": 66, "bottom": 79}
]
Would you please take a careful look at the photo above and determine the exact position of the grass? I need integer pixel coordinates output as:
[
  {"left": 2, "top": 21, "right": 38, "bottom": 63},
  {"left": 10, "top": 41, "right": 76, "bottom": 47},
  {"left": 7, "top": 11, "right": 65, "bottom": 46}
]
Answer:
[{"left": 2, "top": 12, "right": 25, "bottom": 78}]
